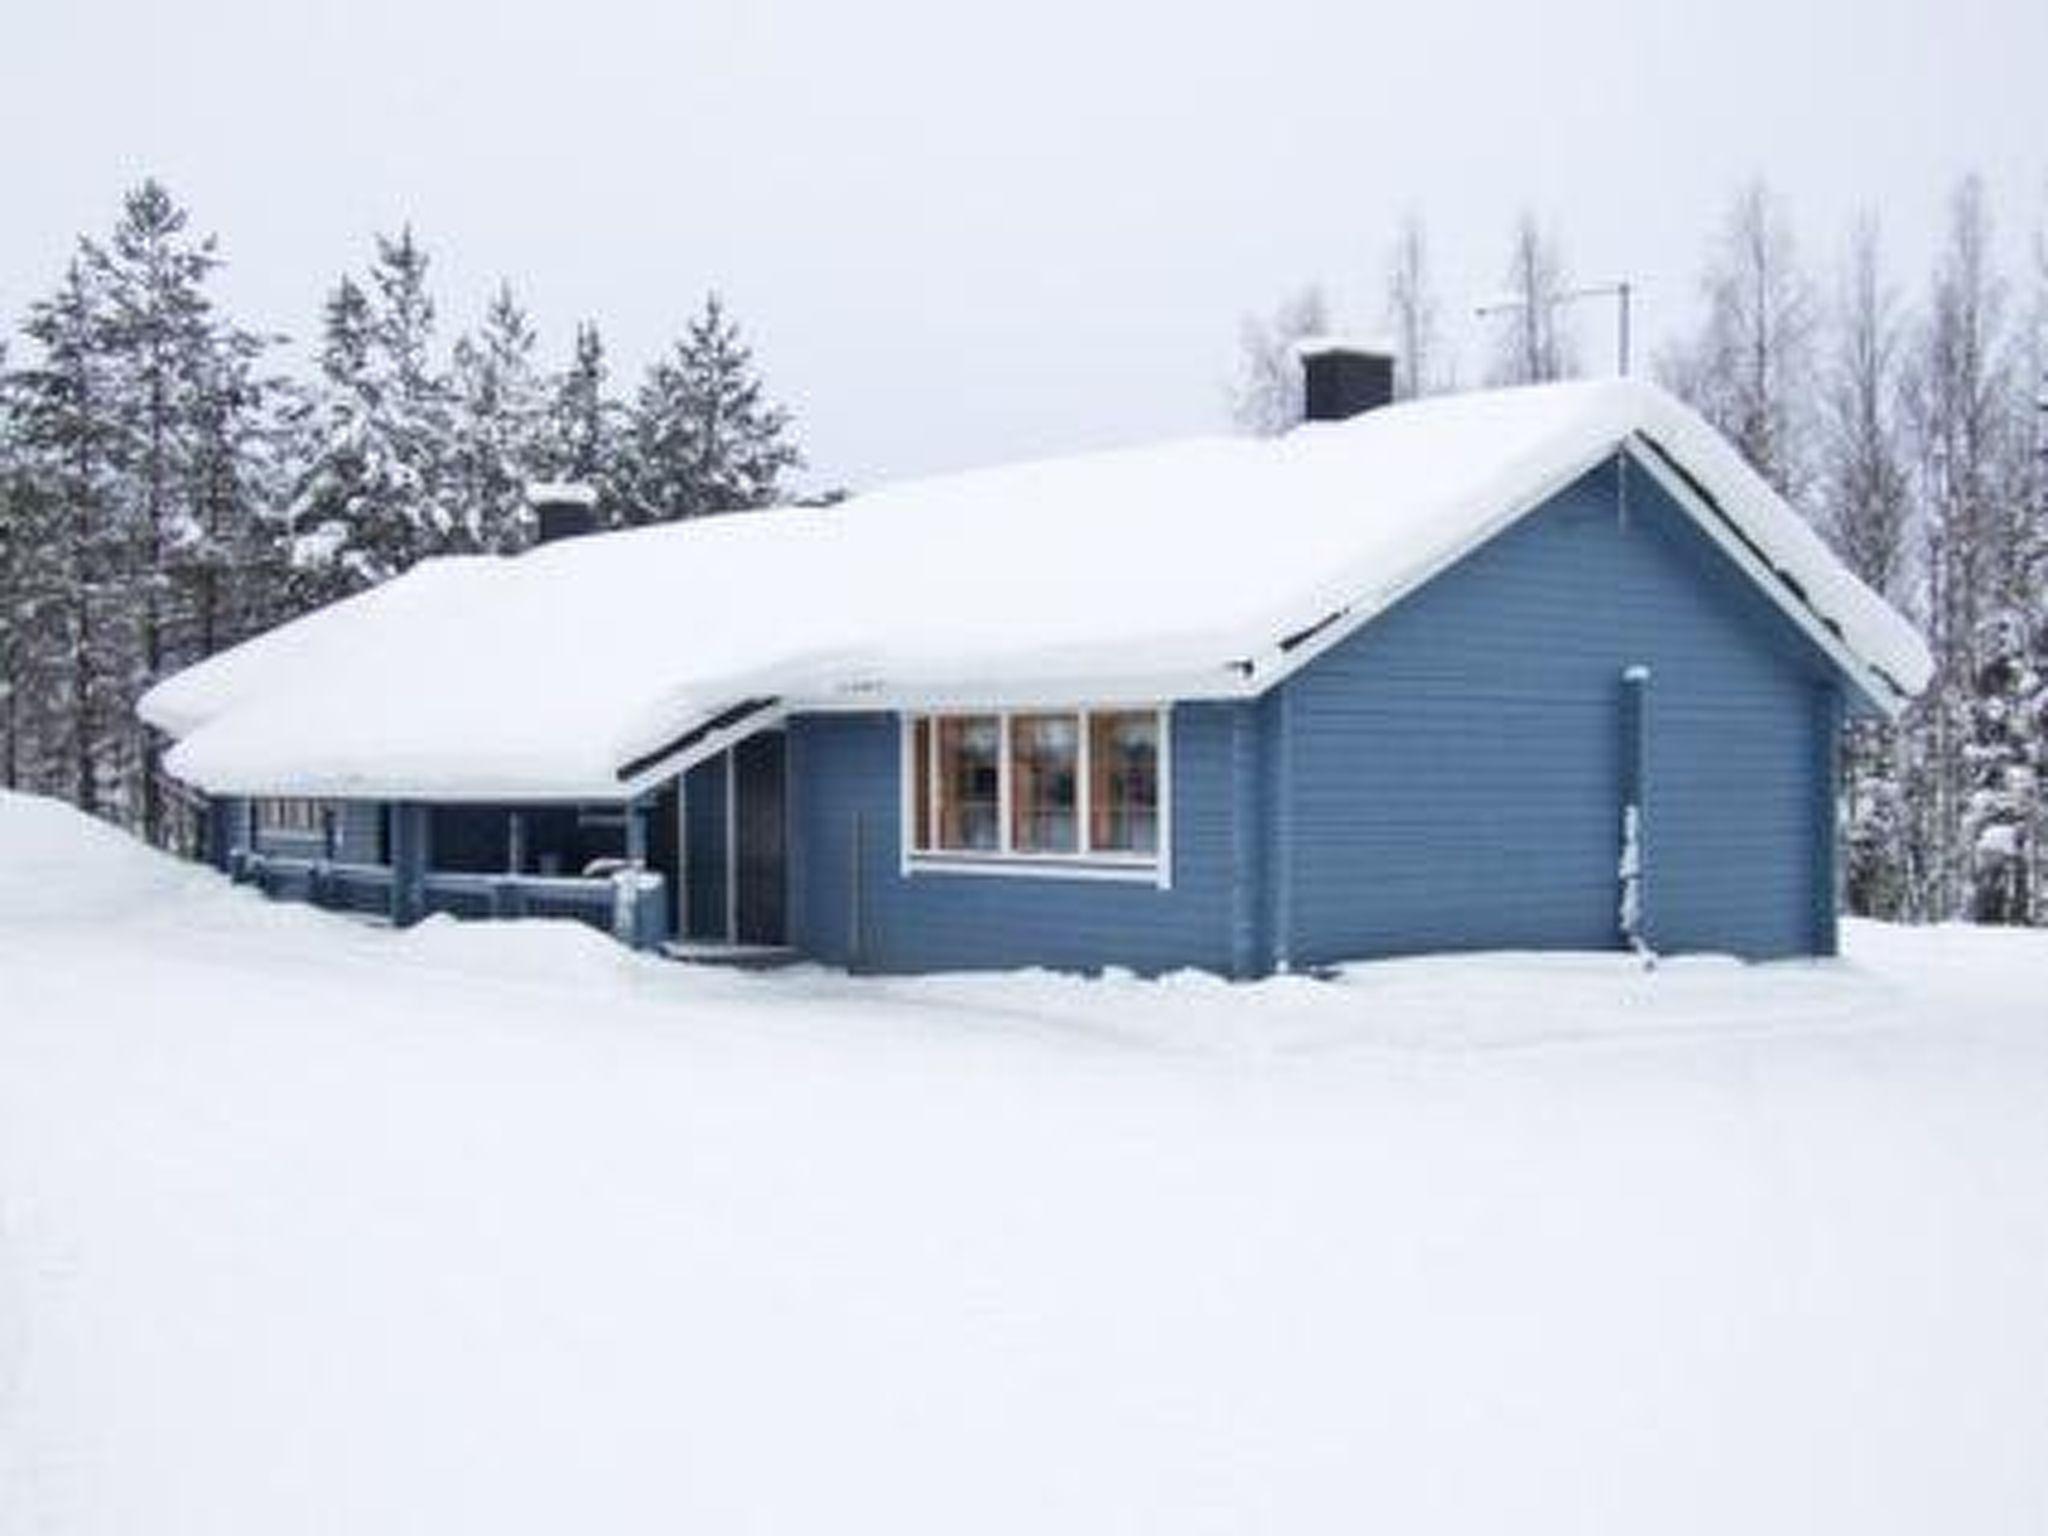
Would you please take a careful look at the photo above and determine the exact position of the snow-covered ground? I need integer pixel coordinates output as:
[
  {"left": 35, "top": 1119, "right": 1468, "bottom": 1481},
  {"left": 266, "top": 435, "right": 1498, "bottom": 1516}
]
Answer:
[{"left": 2, "top": 790, "right": 2044, "bottom": 1533}]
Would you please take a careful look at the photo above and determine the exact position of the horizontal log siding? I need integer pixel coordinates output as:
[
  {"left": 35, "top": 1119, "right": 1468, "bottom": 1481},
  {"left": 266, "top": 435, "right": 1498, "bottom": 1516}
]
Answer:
[
  {"left": 786, "top": 703, "right": 1248, "bottom": 975},
  {"left": 1273, "top": 458, "right": 1837, "bottom": 964}
]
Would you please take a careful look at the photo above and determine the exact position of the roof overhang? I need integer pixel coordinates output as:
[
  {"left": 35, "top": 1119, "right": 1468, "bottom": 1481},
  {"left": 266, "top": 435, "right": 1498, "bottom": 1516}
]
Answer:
[{"left": 1211, "top": 435, "right": 1913, "bottom": 720}]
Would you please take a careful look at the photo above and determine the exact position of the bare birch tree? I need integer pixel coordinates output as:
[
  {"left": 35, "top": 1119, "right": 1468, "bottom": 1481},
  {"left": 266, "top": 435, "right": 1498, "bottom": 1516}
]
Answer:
[
  {"left": 1486, "top": 213, "right": 1578, "bottom": 386},
  {"left": 1228, "top": 284, "right": 1330, "bottom": 435},
  {"left": 1383, "top": 212, "right": 1447, "bottom": 400},
  {"left": 1660, "top": 180, "right": 1818, "bottom": 500}
]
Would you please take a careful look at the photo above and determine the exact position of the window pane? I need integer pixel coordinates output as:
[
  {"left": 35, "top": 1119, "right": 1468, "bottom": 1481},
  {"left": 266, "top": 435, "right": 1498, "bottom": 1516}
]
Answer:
[
  {"left": 936, "top": 716, "right": 1001, "bottom": 851},
  {"left": 257, "top": 797, "right": 324, "bottom": 835},
  {"left": 1089, "top": 712, "right": 1159, "bottom": 854},
  {"left": 912, "top": 717, "right": 933, "bottom": 851},
  {"left": 1010, "top": 713, "right": 1079, "bottom": 853}
]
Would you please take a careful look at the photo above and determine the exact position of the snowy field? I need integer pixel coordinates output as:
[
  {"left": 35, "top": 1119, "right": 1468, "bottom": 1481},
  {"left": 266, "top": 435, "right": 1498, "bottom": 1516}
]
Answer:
[{"left": 2, "top": 790, "right": 2046, "bottom": 1534}]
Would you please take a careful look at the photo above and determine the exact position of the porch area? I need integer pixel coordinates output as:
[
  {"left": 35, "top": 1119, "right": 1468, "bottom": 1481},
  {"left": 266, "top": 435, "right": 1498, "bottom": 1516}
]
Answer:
[
  {"left": 217, "top": 798, "right": 671, "bottom": 951},
  {"left": 208, "top": 727, "right": 791, "bottom": 961}
]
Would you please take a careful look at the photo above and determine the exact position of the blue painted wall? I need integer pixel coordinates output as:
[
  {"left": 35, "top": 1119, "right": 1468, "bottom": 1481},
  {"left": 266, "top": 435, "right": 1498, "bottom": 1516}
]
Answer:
[
  {"left": 783, "top": 457, "right": 1844, "bottom": 974},
  {"left": 786, "top": 703, "right": 1252, "bottom": 975},
  {"left": 1271, "top": 457, "right": 1838, "bottom": 965},
  {"left": 249, "top": 800, "right": 383, "bottom": 863}
]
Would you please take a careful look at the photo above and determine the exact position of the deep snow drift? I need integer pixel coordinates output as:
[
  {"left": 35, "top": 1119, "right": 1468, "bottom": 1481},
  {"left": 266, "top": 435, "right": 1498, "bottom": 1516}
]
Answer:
[{"left": 2, "top": 791, "right": 2044, "bottom": 1534}]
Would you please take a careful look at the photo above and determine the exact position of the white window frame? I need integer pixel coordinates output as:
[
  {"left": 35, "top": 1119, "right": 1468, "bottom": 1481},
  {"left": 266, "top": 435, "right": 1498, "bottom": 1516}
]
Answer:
[
  {"left": 255, "top": 796, "right": 326, "bottom": 836},
  {"left": 900, "top": 706, "right": 1172, "bottom": 889}
]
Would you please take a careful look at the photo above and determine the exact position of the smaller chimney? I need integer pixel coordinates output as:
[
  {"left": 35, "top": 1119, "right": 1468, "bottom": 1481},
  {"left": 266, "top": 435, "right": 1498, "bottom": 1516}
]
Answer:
[
  {"left": 526, "top": 481, "right": 600, "bottom": 545},
  {"left": 1295, "top": 338, "right": 1397, "bottom": 423}
]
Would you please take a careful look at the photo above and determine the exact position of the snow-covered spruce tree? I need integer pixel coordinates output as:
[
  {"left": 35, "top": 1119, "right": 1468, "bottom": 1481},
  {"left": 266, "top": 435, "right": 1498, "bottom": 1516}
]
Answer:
[
  {"left": 1817, "top": 217, "right": 1917, "bottom": 918},
  {"left": 8, "top": 255, "right": 134, "bottom": 820},
  {"left": 1229, "top": 284, "right": 1329, "bottom": 436},
  {"left": 183, "top": 322, "right": 295, "bottom": 657},
  {"left": 1383, "top": 213, "right": 1447, "bottom": 401},
  {"left": 620, "top": 293, "right": 800, "bottom": 525},
  {"left": 291, "top": 229, "right": 460, "bottom": 596},
  {"left": 1486, "top": 213, "right": 1579, "bottom": 386},
  {"left": 450, "top": 281, "right": 547, "bottom": 552},
  {"left": 285, "top": 275, "right": 376, "bottom": 605},
  {"left": 366, "top": 228, "right": 460, "bottom": 551},
  {"left": 541, "top": 321, "right": 627, "bottom": 517},
  {"left": 1659, "top": 181, "right": 1819, "bottom": 502}
]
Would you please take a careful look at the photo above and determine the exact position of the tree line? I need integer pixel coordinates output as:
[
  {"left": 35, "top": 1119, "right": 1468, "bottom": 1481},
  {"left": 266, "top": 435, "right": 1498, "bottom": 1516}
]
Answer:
[
  {"left": 0, "top": 181, "right": 801, "bottom": 847},
  {"left": 1235, "top": 176, "right": 2048, "bottom": 928}
]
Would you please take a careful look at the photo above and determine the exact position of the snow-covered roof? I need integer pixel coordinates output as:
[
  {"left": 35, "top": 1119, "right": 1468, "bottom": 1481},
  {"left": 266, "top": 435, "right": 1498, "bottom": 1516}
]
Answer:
[
  {"left": 141, "top": 378, "right": 1933, "bottom": 802},
  {"left": 1290, "top": 333, "right": 1398, "bottom": 359}
]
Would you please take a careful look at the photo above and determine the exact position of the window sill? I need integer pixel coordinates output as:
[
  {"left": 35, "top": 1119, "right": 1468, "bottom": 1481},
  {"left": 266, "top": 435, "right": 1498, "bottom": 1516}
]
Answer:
[{"left": 905, "top": 852, "right": 1165, "bottom": 887}]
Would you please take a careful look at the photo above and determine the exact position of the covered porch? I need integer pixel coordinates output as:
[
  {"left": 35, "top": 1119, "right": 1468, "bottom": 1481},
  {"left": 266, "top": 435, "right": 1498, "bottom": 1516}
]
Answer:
[
  {"left": 206, "top": 726, "right": 791, "bottom": 959},
  {"left": 212, "top": 794, "right": 674, "bottom": 951}
]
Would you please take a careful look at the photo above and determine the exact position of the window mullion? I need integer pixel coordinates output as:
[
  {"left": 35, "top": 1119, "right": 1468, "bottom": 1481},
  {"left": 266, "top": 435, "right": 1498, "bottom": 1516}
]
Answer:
[
  {"left": 997, "top": 713, "right": 1013, "bottom": 855},
  {"left": 927, "top": 715, "right": 939, "bottom": 851},
  {"left": 1076, "top": 709, "right": 1093, "bottom": 856}
]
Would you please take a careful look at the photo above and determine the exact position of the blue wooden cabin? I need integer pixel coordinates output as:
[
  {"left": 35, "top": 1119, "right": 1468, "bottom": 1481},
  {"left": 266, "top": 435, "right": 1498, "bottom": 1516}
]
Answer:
[{"left": 149, "top": 356, "right": 1929, "bottom": 976}]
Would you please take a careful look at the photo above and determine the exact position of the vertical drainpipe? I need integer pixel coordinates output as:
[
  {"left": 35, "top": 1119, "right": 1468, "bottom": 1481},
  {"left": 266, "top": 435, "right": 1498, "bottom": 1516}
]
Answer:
[
  {"left": 1227, "top": 702, "right": 1256, "bottom": 980},
  {"left": 1619, "top": 666, "right": 1653, "bottom": 961},
  {"left": 1813, "top": 684, "right": 1843, "bottom": 956},
  {"left": 1272, "top": 683, "right": 1296, "bottom": 974}
]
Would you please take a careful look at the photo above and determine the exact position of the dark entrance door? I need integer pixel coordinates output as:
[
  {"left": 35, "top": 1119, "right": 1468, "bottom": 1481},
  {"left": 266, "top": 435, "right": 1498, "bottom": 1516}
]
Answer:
[
  {"left": 732, "top": 731, "right": 787, "bottom": 946},
  {"left": 648, "top": 779, "right": 681, "bottom": 937}
]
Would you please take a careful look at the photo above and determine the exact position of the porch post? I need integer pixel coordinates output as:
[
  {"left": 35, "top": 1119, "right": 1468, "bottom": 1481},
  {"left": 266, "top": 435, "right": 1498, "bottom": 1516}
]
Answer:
[
  {"left": 389, "top": 801, "right": 430, "bottom": 927},
  {"left": 625, "top": 799, "right": 649, "bottom": 867},
  {"left": 507, "top": 810, "right": 527, "bottom": 874},
  {"left": 205, "top": 796, "right": 238, "bottom": 873}
]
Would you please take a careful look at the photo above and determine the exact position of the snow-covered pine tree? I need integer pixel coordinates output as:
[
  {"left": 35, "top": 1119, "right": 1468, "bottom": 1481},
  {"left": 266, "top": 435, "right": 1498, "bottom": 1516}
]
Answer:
[
  {"left": 542, "top": 321, "right": 626, "bottom": 517},
  {"left": 1817, "top": 217, "right": 1917, "bottom": 918},
  {"left": 1383, "top": 213, "right": 1447, "bottom": 401},
  {"left": 291, "top": 229, "right": 460, "bottom": 595},
  {"left": 0, "top": 343, "right": 27, "bottom": 790},
  {"left": 183, "top": 322, "right": 294, "bottom": 657},
  {"left": 95, "top": 180, "right": 231, "bottom": 839},
  {"left": 286, "top": 275, "right": 377, "bottom": 604},
  {"left": 9, "top": 255, "right": 134, "bottom": 819},
  {"left": 450, "top": 281, "right": 546, "bottom": 552},
  {"left": 1486, "top": 213, "right": 1579, "bottom": 386},
  {"left": 366, "top": 228, "right": 459, "bottom": 554},
  {"left": 620, "top": 293, "right": 800, "bottom": 524},
  {"left": 1659, "top": 182, "right": 1819, "bottom": 501},
  {"left": 1228, "top": 284, "right": 1329, "bottom": 436}
]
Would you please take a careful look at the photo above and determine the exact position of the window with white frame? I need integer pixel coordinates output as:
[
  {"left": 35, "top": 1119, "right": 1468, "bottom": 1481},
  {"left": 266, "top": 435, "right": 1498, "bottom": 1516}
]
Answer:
[
  {"left": 905, "top": 707, "right": 1166, "bottom": 876},
  {"left": 254, "top": 797, "right": 327, "bottom": 836}
]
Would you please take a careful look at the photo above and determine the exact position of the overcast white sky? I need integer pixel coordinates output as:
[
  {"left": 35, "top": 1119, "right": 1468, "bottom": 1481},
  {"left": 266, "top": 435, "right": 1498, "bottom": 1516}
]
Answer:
[{"left": 3, "top": 0, "right": 2043, "bottom": 490}]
